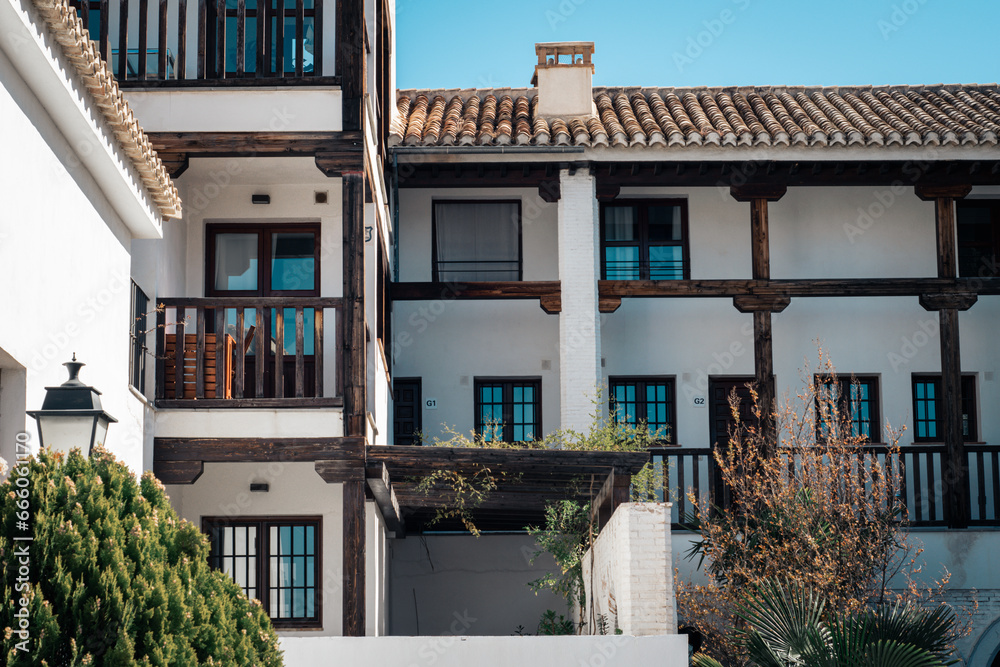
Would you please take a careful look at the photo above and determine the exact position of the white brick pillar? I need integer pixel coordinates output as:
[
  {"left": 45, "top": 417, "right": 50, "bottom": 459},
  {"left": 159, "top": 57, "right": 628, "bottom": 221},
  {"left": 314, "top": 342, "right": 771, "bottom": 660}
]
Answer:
[
  {"left": 583, "top": 503, "right": 678, "bottom": 636},
  {"left": 557, "top": 168, "right": 602, "bottom": 432}
]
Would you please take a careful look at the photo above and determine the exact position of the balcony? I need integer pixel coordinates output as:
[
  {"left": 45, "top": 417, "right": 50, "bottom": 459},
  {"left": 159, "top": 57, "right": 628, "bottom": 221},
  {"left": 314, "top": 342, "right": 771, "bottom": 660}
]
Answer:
[
  {"left": 154, "top": 297, "right": 342, "bottom": 408},
  {"left": 69, "top": 0, "right": 332, "bottom": 85},
  {"left": 660, "top": 443, "right": 1000, "bottom": 529}
]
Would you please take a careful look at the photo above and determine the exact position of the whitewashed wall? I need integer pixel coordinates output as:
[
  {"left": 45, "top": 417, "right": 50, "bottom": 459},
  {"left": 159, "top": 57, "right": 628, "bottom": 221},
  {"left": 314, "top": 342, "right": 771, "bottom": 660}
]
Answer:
[
  {"left": 0, "top": 32, "right": 158, "bottom": 474},
  {"left": 583, "top": 503, "right": 677, "bottom": 636},
  {"left": 280, "top": 634, "right": 689, "bottom": 667},
  {"left": 165, "top": 462, "right": 348, "bottom": 637},
  {"left": 390, "top": 534, "right": 565, "bottom": 636},
  {"left": 394, "top": 187, "right": 560, "bottom": 442}
]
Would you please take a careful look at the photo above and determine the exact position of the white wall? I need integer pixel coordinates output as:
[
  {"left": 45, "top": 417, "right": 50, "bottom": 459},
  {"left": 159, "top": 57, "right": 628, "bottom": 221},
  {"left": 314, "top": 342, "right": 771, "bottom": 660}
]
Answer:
[
  {"left": 390, "top": 534, "right": 565, "bottom": 637},
  {"left": 397, "top": 187, "right": 559, "bottom": 282},
  {"left": 0, "top": 48, "right": 148, "bottom": 472},
  {"left": 394, "top": 187, "right": 560, "bottom": 440},
  {"left": 165, "top": 462, "right": 346, "bottom": 637},
  {"left": 583, "top": 503, "right": 677, "bottom": 636},
  {"left": 280, "top": 634, "right": 689, "bottom": 667}
]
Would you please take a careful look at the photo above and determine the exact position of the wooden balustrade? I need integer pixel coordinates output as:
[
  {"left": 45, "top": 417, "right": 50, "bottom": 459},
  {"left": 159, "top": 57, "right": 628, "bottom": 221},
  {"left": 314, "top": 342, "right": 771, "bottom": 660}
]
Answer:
[
  {"left": 658, "top": 443, "right": 999, "bottom": 529},
  {"left": 155, "top": 297, "right": 342, "bottom": 408},
  {"left": 69, "top": 0, "right": 323, "bottom": 82}
]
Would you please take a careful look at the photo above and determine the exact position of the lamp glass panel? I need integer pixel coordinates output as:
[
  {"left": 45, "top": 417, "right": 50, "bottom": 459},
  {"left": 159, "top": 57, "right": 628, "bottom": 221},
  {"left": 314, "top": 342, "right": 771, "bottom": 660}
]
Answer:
[{"left": 38, "top": 415, "right": 97, "bottom": 455}]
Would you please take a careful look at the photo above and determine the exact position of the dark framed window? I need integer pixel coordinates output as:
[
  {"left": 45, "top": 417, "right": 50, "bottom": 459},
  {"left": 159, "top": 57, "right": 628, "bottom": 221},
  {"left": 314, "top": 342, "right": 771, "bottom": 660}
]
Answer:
[
  {"left": 957, "top": 200, "right": 1000, "bottom": 278},
  {"left": 204, "top": 517, "right": 321, "bottom": 629},
  {"left": 911, "top": 374, "right": 978, "bottom": 442},
  {"left": 814, "top": 375, "right": 881, "bottom": 442},
  {"left": 433, "top": 201, "right": 522, "bottom": 281},
  {"left": 609, "top": 376, "right": 675, "bottom": 444},
  {"left": 601, "top": 199, "right": 689, "bottom": 280},
  {"left": 475, "top": 378, "right": 541, "bottom": 443},
  {"left": 129, "top": 281, "right": 149, "bottom": 392},
  {"left": 206, "top": 223, "right": 320, "bottom": 297}
]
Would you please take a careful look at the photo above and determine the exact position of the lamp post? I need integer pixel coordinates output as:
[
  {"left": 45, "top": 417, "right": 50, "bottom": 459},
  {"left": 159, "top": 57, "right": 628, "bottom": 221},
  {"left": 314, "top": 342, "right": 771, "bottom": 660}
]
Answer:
[{"left": 27, "top": 354, "right": 117, "bottom": 457}]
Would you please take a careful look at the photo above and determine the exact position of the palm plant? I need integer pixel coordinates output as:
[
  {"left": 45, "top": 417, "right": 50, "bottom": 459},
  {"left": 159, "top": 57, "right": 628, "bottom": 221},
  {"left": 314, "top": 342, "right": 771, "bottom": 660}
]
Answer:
[{"left": 692, "top": 579, "right": 958, "bottom": 667}]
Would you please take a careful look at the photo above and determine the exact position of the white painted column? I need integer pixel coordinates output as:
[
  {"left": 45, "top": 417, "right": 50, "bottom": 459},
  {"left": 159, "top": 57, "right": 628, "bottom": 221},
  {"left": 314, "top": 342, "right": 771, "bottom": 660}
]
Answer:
[{"left": 557, "top": 168, "right": 601, "bottom": 433}]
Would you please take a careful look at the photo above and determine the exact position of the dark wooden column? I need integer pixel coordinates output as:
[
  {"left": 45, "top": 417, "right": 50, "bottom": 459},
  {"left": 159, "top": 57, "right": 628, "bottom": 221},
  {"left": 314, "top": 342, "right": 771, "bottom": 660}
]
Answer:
[
  {"left": 336, "top": 0, "right": 364, "bottom": 131},
  {"left": 917, "top": 181, "right": 973, "bottom": 528},
  {"left": 343, "top": 172, "right": 367, "bottom": 438},
  {"left": 731, "top": 185, "right": 787, "bottom": 445},
  {"left": 342, "top": 479, "right": 366, "bottom": 636}
]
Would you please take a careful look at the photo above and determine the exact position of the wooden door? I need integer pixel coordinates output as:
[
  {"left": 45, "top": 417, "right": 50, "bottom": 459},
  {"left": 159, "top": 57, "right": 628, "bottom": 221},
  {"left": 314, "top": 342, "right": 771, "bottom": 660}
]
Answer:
[
  {"left": 393, "top": 379, "right": 422, "bottom": 446},
  {"left": 708, "top": 377, "right": 757, "bottom": 509}
]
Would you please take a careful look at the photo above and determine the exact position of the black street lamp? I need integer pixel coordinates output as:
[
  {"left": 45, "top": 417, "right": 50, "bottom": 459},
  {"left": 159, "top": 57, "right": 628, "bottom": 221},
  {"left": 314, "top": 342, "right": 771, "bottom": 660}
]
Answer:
[{"left": 27, "top": 354, "right": 117, "bottom": 457}]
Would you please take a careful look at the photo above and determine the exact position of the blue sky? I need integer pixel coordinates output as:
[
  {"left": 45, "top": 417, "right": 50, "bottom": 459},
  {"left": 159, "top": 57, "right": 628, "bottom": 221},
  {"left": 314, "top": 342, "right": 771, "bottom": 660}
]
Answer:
[{"left": 396, "top": 0, "right": 999, "bottom": 90}]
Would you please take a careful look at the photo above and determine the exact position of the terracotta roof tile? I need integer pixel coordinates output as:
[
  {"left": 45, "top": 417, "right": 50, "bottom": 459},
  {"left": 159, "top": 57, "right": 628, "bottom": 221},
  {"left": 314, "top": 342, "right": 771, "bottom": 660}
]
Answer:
[
  {"left": 391, "top": 85, "right": 1000, "bottom": 152},
  {"left": 31, "top": 0, "right": 181, "bottom": 218}
]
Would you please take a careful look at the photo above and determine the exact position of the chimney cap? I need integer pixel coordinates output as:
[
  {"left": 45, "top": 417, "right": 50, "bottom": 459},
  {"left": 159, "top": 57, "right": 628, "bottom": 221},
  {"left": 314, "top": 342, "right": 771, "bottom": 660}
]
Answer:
[{"left": 531, "top": 42, "right": 595, "bottom": 86}]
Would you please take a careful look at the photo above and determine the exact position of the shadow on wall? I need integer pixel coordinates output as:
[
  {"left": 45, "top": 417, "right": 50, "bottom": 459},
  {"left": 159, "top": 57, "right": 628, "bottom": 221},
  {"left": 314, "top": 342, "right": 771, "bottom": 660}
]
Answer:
[{"left": 389, "top": 534, "right": 563, "bottom": 636}]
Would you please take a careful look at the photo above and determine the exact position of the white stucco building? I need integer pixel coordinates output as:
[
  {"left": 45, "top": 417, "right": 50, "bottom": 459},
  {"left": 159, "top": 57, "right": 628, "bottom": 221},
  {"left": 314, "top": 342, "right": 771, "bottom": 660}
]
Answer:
[{"left": 3, "top": 0, "right": 1000, "bottom": 661}]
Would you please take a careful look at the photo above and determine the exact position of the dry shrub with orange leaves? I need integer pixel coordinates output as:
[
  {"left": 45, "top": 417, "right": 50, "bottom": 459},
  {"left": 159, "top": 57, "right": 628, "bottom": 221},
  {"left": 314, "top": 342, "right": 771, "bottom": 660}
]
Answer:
[{"left": 677, "top": 351, "right": 953, "bottom": 665}]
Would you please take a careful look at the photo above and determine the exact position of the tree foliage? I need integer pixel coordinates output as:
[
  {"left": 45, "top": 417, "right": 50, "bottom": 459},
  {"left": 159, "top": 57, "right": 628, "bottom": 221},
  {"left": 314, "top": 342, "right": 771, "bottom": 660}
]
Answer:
[
  {"left": 679, "top": 351, "right": 950, "bottom": 665},
  {"left": 0, "top": 447, "right": 283, "bottom": 666}
]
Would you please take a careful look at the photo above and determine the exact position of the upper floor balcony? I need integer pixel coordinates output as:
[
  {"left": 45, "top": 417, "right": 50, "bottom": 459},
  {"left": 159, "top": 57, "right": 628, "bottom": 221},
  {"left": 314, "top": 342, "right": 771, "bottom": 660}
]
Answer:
[
  {"left": 69, "top": 0, "right": 333, "bottom": 85},
  {"left": 154, "top": 296, "right": 343, "bottom": 408}
]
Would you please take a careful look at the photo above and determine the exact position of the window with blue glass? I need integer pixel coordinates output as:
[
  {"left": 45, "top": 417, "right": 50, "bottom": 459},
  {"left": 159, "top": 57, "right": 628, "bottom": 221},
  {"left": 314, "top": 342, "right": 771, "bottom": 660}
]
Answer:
[
  {"left": 601, "top": 200, "right": 689, "bottom": 280},
  {"left": 206, "top": 223, "right": 320, "bottom": 397},
  {"left": 204, "top": 517, "right": 320, "bottom": 628},
  {"left": 609, "top": 377, "right": 674, "bottom": 444},
  {"left": 912, "top": 375, "right": 978, "bottom": 443},
  {"left": 475, "top": 378, "right": 541, "bottom": 443},
  {"left": 814, "top": 375, "right": 880, "bottom": 442}
]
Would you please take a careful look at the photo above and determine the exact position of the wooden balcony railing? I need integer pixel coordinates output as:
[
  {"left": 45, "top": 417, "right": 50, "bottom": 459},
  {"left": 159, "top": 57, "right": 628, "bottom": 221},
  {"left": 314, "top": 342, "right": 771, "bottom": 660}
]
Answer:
[
  {"left": 154, "top": 297, "right": 342, "bottom": 408},
  {"left": 658, "top": 444, "right": 1000, "bottom": 529},
  {"left": 69, "top": 0, "right": 325, "bottom": 84}
]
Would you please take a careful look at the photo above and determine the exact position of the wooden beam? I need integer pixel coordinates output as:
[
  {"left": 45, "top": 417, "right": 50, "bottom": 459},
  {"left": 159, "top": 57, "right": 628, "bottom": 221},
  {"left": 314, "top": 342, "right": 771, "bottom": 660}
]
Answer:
[
  {"left": 368, "top": 445, "right": 649, "bottom": 476},
  {"left": 914, "top": 184, "right": 973, "bottom": 200},
  {"left": 539, "top": 294, "right": 562, "bottom": 314},
  {"left": 730, "top": 184, "right": 787, "bottom": 202},
  {"left": 154, "top": 436, "right": 366, "bottom": 462},
  {"left": 595, "top": 182, "right": 621, "bottom": 201},
  {"left": 155, "top": 397, "right": 344, "bottom": 409},
  {"left": 366, "top": 463, "right": 404, "bottom": 536},
  {"left": 396, "top": 162, "right": 1000, "bottom": 190},
  {"left": 733, "top": 295, "right": 791, "bottom": 313},
  {"left": 147, "top": 131, "right": 363, "bottom": 156},
  {"left": 343, "top": 172, "right": 367, "bottom": 437},
  {"left": 315, "top": 459, "right": 365, "bottom": 483},
  {"left": 598, "top": 278, "right": 1000, "bottom": 302},
  {"left": 938, "top": 308, "right": 970, "bottom": 529},
  {"left": 538, "top": 178, "right": 560, "bottom": 203},
  {"left": 919, "top": 293, "right": 978, "bottom": 311},
  {"left": 391, "top": 281, "right": 561, "bottom": 313},
  {"left": 343, "top": 480, "right": 366, "bottom": 636},
  {"left": 153, "top": 460, "right": 204, "bottom": 484}
]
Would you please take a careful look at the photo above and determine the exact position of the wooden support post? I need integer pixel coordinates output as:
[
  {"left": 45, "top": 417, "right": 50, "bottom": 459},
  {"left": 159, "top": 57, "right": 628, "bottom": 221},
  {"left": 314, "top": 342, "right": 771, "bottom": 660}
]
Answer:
[
  {"left": 938, "top": 308, "right": 969, "bottom": 528},
  {"left": 589, "top": 468, "right": 631, "bottom": 531},
  {"left": 336, "top": 0, "right": 364, "bottom": 131},
  {"left": 342, "top": 479, "right": 366, "bottom": 636},
  {"left": 731, "top": 185, "right": 786, "bottom": 449},
  {"left": 916, "top": 184, "right": 972, "bottom": 529},
  {"left": 343, "top": 172, "right": 366, "bottom": 437}
]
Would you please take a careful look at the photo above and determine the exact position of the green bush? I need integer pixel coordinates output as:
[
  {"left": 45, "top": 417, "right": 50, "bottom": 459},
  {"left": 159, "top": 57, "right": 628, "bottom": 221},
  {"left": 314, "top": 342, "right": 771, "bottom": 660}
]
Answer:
[{"left": 0, "top": 447, "right": 283, "bottom": 666}]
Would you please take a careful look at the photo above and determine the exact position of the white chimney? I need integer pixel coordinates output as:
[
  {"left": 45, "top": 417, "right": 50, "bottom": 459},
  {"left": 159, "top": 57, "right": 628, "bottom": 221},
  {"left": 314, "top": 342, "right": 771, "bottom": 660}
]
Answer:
[{"left": 531, "top": 42, "right": 596, "bottom": 120}]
